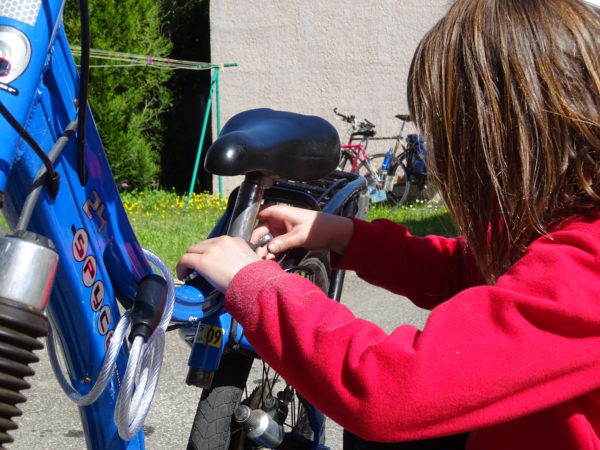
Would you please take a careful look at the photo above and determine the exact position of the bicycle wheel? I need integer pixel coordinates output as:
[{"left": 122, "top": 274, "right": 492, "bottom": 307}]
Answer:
[
  {"left": 357, "top": 154, "right": 410, "bottom": 207},
  {"left": 337, "top": 152, "right": 355, "bottom": 173},
  {"left": 187, "top": 251, "right": 332, "bottom": 450},
  {"left": 398, "top": 153, "right": 434, "bottom": 203}
]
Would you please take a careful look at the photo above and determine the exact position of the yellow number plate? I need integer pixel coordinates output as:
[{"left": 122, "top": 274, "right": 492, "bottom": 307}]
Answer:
[{"left": 195, "top": 324, "right": 224, "bottom": 348}]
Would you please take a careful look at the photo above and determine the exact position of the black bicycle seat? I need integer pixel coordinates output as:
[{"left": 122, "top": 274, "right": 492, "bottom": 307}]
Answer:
[
  {"left": 395, "top": 114, "right": 411, "bottom": 122},
  {"left": 204, "top": 108, "right": 340, "bottom": 181}
]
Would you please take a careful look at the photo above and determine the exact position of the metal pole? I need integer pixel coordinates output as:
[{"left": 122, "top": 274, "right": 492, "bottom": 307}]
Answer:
[
  {"left": 215, "top": 68, "right": 223, "bottom": 198},
  {"left": 186, "top": 71, "right": 217, "bottom": 210}
]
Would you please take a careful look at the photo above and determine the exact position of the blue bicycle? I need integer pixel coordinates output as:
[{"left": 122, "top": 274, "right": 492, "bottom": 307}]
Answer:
[{"left": 0, "top": 1, "right": 367, "bottom": 448}]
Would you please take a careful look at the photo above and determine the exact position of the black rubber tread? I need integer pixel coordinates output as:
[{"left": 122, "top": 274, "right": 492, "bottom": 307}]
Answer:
[
  {"left": 0, "top": 325, "right": 44, "bottom": 351},
  {"left": 337, "top": 153, "right": 355, "bottom": 174},
  {"left": 0, "top": 417, "right": 17, "bottom": 432},
  {"left": 395, "top": 153, "right": 433, "bottom": 203},
  {"left": 0, "top": 298, "right": 48, "bottom": 446},
  {"left": 279, "top": 251, "right": 331, "bottom": 297},
  {"left": 187, "top": 352, "right": 254, "bottom": 450},
  {"left": 0, "top": 386, "right": 27, "bottom": 405},
  {"left": 0, "top": 299, "right": 48, "bottom": 338},
  {"left": 188, "top": 386, "right": 243, "bottom": 450}
]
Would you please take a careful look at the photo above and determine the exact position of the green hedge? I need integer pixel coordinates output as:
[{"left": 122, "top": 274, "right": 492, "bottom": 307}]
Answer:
[{"left": 64, "top": 0, "right": 173, "bottom": 189}]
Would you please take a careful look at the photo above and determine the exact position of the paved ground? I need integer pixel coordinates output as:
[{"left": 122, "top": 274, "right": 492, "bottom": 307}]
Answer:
[{"left": 8, "top": 272, "right": 430, "bottom": 449}]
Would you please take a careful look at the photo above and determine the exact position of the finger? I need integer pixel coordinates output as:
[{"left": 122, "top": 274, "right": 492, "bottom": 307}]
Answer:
[
  {"left": 251, "top": 225, "right": 271, "bottom": 243},
  {"left": 267, "top": 230, "right": 305, "bottom": 253},
  {"left": 257, "top": 203, "right": 287, "bottom": 220},
  {"left": 255, "top": 245, "right": 269, "bottom": 259},
  {"left": 257, "top": 203, "right": 274, "bottom": 213},
  {"left": 185, "top": 239, "right": 212, "bottom": 254},
  {"left": 176, "top": 255, "right": 197, "bottom": 280},
  {"left": 265, "top": 252, "right": 277, "bottom": 261}
]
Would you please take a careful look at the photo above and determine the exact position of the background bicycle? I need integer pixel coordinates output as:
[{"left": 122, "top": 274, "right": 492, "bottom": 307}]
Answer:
[
  {"left": 369, "top": 114, "right": 432, "bottom": 204},
  {"left": 334, "top": 108, "right": 412, "bottom": 207}
]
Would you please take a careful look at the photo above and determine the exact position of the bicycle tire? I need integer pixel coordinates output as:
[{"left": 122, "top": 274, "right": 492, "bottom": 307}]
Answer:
[
  {"left": 357, "top": 154, "right": 410, "bottom": 207},
  {"left": 337, "top": 152, "right": 355, "bottom": 173},
  {"left": 187, "top": 251, "right": 332, "bottom": 450},
  {"left": 397, "top": 152, "right": 433, "bottom": 203}
]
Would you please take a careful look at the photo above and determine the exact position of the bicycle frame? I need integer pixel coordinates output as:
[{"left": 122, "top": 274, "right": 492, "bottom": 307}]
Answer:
[
  {"left": 368, "top": 115, "right": 410, "bottom": 161},
  {"left": 334, "top": 108, "right": 377, "bottom": 176},
  {"left": 340, "top": 144, "right": 368, "bottom": 173},
  {"left": 340, "top": 120, "right": 375, "bottom": 169},
  {"left": 0, "top": 1, "right": 230, "bottom": 447},
  {"left": 340, "top": 142, "right": 382, "bottom": 188}
]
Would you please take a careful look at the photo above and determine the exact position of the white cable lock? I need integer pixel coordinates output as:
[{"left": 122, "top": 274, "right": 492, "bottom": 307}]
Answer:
[{"left": 47, "top": 248, "right": 175, "bottom": 440}]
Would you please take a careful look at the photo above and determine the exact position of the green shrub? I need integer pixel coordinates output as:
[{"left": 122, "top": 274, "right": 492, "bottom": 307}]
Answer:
[{"left": 64, "top": 0, "right": 173, "bottom": 189}]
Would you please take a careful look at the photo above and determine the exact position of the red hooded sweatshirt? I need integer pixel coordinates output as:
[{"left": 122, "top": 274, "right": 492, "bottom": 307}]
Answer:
[{"left": 225, "top": 211, "right": 600, "bottom": 449}]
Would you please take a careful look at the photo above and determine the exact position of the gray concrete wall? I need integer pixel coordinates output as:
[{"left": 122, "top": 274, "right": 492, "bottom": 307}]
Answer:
[{"left": 209, "top": 0, "right": 451, "bottom": 193}]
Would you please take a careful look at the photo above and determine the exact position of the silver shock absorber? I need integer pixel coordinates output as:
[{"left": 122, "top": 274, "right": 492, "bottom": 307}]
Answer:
[{"left": 0, "top": 230, "right": 58, "bottom": 445}]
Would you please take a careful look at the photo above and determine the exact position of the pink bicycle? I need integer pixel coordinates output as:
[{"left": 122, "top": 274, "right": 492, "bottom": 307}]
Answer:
[{"left": 334, "top": 108, "right": 411, "bottom": 206}]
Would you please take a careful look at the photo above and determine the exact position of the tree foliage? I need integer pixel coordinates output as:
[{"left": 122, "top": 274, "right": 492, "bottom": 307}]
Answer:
[{"left": 64, "top": 0, "right": 173, "bottom": 189}]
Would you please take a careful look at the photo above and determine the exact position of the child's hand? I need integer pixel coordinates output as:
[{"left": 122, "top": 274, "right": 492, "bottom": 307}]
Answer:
[
  {"left": 253, "top": 204, "right": 354, "bottom": 256},
  {"left": 176, "top": 236, "right": 261, "bottom": 292}
]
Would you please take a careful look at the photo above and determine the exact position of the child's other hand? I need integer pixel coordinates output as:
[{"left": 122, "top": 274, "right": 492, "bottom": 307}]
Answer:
[{"left": 176, "top": 236, "right": 261, "bottom": 292}]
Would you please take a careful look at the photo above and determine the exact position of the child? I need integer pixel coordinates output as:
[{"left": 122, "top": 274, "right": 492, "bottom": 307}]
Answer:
[{"left": 177, "top": 0, "right": 600, "bottom": 448}]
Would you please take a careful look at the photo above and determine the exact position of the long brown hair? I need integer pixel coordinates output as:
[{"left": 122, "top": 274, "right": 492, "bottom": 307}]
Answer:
[{"left": 408, "top": 0, "right": 600, "bottom": 283}]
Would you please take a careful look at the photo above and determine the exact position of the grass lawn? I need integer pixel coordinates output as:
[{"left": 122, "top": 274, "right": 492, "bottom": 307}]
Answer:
[
  {"left": 121, "top": 189, "right": 228, "bottom": 274},
  {"left": 123, "top": 190, "right": 457, "bottom": 273},
  {"left": 367, "top": 200, "right": 457, "bottom": 238}
]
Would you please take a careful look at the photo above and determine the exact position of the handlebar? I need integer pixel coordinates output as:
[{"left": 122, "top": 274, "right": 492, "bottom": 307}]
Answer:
[
  {"left": 333, "top": 107, "right": 355, "bottom": 124},
  {"left": 333, "top": 108, "right": 376, "bottom": 135}
]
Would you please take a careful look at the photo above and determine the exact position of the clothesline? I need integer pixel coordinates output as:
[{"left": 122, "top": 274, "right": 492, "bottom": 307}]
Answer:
[{"left": 70, "top": 46, "right": 237, "bottom": 71}]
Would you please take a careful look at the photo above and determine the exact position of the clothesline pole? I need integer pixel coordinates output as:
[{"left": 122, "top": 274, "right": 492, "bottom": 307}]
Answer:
[
  {"left": 215, "top": 68, "right": 223, "bottom": 198},
  {"left": 186, "top": 64, "right": 234, "bottom": 209},
  {"left": 186, "top": 69, "right": 217, "bottom": 210}
]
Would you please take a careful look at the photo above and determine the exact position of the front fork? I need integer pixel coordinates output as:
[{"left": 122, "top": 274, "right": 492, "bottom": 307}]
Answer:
[{"left": 0, "top": 230, "right": 58, "bottom": 445}]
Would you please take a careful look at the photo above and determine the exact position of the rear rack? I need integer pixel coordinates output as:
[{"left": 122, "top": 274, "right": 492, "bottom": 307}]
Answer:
[{"left": 266, "top": 170, "right": 368, "bottom": 217}]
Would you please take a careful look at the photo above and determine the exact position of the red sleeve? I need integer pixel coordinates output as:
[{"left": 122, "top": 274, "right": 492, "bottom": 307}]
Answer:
[
  {"left": 225, "top": 223, "right": 600, "bottom": 442},
  {"left": 333, "top": 218, "right": 484, "bottom": 309}
]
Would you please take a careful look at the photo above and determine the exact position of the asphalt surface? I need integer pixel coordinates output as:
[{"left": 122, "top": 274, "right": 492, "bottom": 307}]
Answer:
[{"left": 8, "top": 272, "right": 430, "bottom": 450}]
